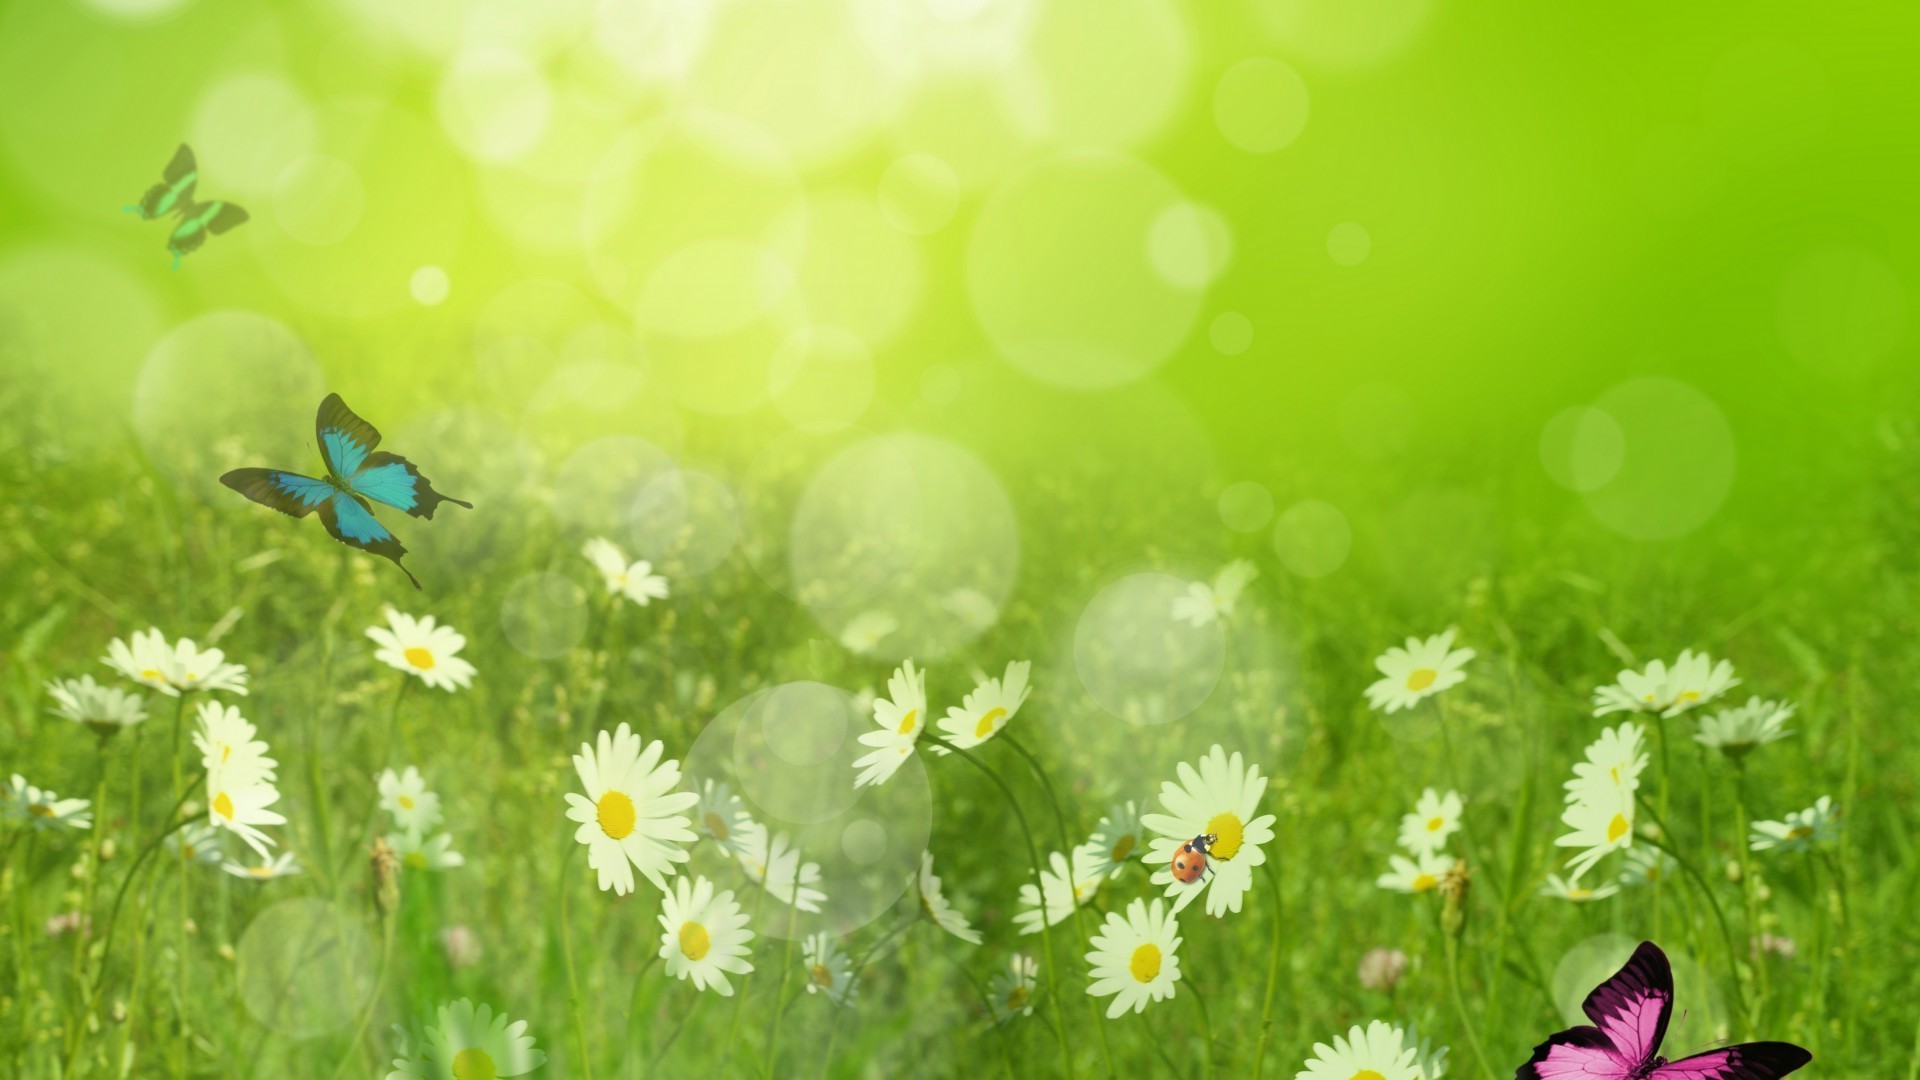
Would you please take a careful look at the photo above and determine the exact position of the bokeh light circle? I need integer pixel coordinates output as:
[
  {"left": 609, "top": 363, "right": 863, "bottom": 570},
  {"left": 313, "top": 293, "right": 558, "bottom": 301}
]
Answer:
[
  {"left": 1074, "top": 571, "right": 1226, "bottom": 725},
  {"left": 769, "top": 327, "right": 875, "bottom": 433},
  {"left": 1146, "top": 201, "right": 1233, "bottom": 290},
  {"left": 549, "top": 435, "right": 677, "bottom": 537},
  {"left": 1539, "top": 406, "right": 1626, "bottom": 493},
  {"left": 188, "top": 73, "right": 318, "bottom": 198},
  {"left": 1327, "top": 222, "right": 1371, "bottom": 266},
  {"left": 80, "top": 0, "right": 193, "bottom": 17},
  {"left": 970, "top": 152, "right": 1205, "bottom": 389},
  {"left": 1210, "top": 312, "right": 1254, "bottom": 355},
  {"left": 1027, "top": 0, "right": 1191, "bottom": 148},
  {"left": 786, "top": 191, "right": 923, "bottom": 347},
  {"left": 626, "top": 468, "right": 740, "bottom": 579},
  {"left": 1217, "top": 481, "right": 1275, "bottom": 532},
  {"left": 1271, "top": 499, "right": 1352, "bottom": 578},
  {"left": 878, "top": 153, "right": 961, "bottom": 235},
  {"left": 236, "top": 899, "right": 376, "bottom": 1037},
  {"left": 500, "top": 572, "right": 589, "bottom": 659},
  {"left": 1577, "top": 378, "right": 1737, "bottom": 541},
  {"left": 1212, "top": 57, "right": 1310, "bottom": 153},
  {"left": 272, "top": 155, "right": 365, "bottom": 247},
  {"left": 1774, "top": 246, "right": 1908, "bottom": 378},
  {"left": 409, "top": 265, "right": 450, "bottom": 306},
  {"left": 1251, "top": 0, "right": 1435, "bottom": 70},
  {"left": 437, "top": 47, "right": 553, "bottom": 163},
  {"left": 1553, "top": 935, "right": 1725, "bottom": 1036}
]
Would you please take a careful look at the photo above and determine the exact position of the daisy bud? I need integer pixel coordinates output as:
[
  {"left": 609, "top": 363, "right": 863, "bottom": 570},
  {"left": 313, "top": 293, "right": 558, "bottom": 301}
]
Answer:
[
  {"left": 372, "top": 837, "right": 401, "bottom": 915},
  {"left": 100, "top": 839, "right": 117, "bottom": 861},
  {"left": 111, "top": 1000, "right": 128, "bottom": 1024},
  {"left": 1439, "top": 863, "right": 1470, "bottom": 939}
]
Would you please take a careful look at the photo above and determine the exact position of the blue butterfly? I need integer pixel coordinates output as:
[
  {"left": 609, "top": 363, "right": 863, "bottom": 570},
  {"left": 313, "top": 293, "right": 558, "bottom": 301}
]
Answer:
[{"left": 221, "top": 394, "right": 471, "bottom": 589}]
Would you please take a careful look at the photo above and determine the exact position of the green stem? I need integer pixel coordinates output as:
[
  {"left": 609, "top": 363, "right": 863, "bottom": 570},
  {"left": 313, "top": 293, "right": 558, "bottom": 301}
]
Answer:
[
  {"left": 1636, "top": 797, "right": 1749, "bottom": 1025},
  {"left": 651, "top": 989, "right": 706, "bottom": 1068},
  {"left": 559, "top": 845, "right": 596, "bottom": 1080},
  {"left": 1729, "top": 761, "right": 1763, "bottom": 1033},
  {"left": 1444, "top": 934, "right": 1496, "bottom": 1080},
  {"left": 762, "top": 892, "right": 802, "bottom": 1079},
  {"left": 1250, "top": 858, "right": 1284, "bottom": 1080},
  {"left": 723, "top": 879, "right": 769, "bottom": 1066},
  {"left": 624, "top": 953, "right": 662, "bottom": 1078},
  {"left": 1189, "top": 979, "right": 1216, "bottom": 1080},
  {"left": 89, "top": 783, "right": 199, "bottom": 997},
  {"left": 817, "top": 914, "right": 915, "bottom": 1080},
  {"left": 326, "top": 912, "right": 395, "bottom": 1080}
]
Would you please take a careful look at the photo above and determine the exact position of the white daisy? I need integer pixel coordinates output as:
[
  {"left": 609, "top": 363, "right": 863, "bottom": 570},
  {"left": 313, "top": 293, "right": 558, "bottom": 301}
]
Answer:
[
  {"left": 693, "top": 778, "right": 752, "bottom": 858},
  {"left": 988, "top": 954, "right": 1038, "bottom": 1025},
  {"left": 935, "top": 660, "right": 1031, "bottom": 749},
  {"left": 1538, "top": 873, "right": 1620, "bottom": 902},
  {"left": 1085, "top": 897, "right": 1181, "bottom": 1018},
  {"left": 206, "top": 763, "right": 283, "bottom": 859},
  {"left": 1618, "top": 845, "right": 1677, "bottom": 888},
  {"left": 1296, "top": 1020, "right": 1420, "bottom": 1080},
  {"left": 1750, "top": 796, "right": 1841, "bottom": 853},
  {"left": 564, "top": 723, "right": 698, "bottom": 896},
  {"left": 735, "top": 821, "right": 827, "bottom": 912},
  {"left": 221, "top": 852, "right": 302, "bottom": 882},
  {"left": 851, "top": 660, "right": 928, "bottom": 789},
  {"left": 1085, "top": 799, "right": 1147, "bottom": 881},
  {"left": 942, "top": 588, "right": 1000, "bottom": 632},
  {"left": 5, "top": 775, "right": 92, "bottom": 832},
  {"left": 1376, "top": 851, "right": 1458, "bottom": 894},
  {"left": 1694, "top": 697, "right": 1795, "bottom": 759},
  {"left": 583, "top": 537, "right": 670, "bottom": 606},
  {"left": 367, "top": 610, "right": 477, "bottom": 693},
  {"left": 1170, "top": 559, "right": 1258, "bottom": 627},
  {"left": 169, "top": 636, "right": 250, "bottom": 695},
  {"left": 1363, "top": 631, "right": 1475, "bottom": 714},
  {"left": 1592, "top": 649, "right": 1738, "bottom": 718},
  {"left": 193, "top": 701, "right": 278, "bottom": 782},
  {"left": 45, "top": 675, "right": 147, "bottom": 736},
  {"left": 916, "top": 851, "right": 981, "bottom": 944},
  {"left": 1141, "top": 744, "right": 1277, "bottom": 916},
  {"left": 1014, "top": 844, "right": 1105, "bottom": 935},
  {"left": 837, "top": 610, "right": 898, "bottom": 655},
  {"left": 801, "top": 932, "right": 857, "bottom": 1006},
  {"left": 391, "top": 830, "right": 466, "bottom": 872},
  {"left": 658, "top": 875, "right": 755, "bottom": 996},
  {"left": 420, "top": 999, "right": 546, "bottom": 1079},
  {"left": 378, "top": 766, "right": 444, "bottom": 835},
  {"left": 1554, "top": 722, "right": 1649, "bottom": 880},
  {"left": 1396, "top": 788, "right": 1464, "bottom": 855},
  {"left": 102, "top": 628, "right": 178, "bottom": 695},
  {"left": 166, "top": 822, "right": 225, "bottom": 867}
]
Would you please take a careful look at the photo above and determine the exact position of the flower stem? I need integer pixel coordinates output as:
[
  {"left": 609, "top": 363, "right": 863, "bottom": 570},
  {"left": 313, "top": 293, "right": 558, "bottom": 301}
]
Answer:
[
  {"left": 651, "top": 988, "right": 707, "bottom": 1068},
  {"left": 1250, "top": 858, "right": 1284, "bottom": 1080},
  {"left": 559, "top": 845, "right": 596, "bottom": 1080},
  {"left": 1636, "top": 796, "right": 1749, "bottom": 1025},
  {"left": 817, "top": 913, "right": 915, "bottom": 1080},
  {"left": 326, "top": 909, "right": 394, "bottom": 1080},
  {"left": 1188, "top": 979, "right": 1216, "bottom": 1080},
  {"left": 762, "top": 891, "right": 802, "bottom": 1080},
  {"left": 624, "top": 952, "right": 661, "bottom": 1078},
  {"left": 1729, "top": 760, "right": 1764, "bottom": 1033},
  {"left": 1444, "top": 933, "right": 1496, "bottom": 1080},
  {"left": 723, "top": 880, "right": 769, "bottom": 1068}
]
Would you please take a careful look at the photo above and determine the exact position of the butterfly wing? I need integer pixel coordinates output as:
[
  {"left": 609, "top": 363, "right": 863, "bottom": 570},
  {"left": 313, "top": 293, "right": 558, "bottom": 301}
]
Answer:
[
  {"left": 315, "top": 393, "right": 382, "bottom": 481},
  {"left": 318, "top": 490, "right": 420, "bottom": 590},
  {"left": 220, "top": 468, "right": 335, "bottom": 518},
  {"left": 165, "top": 144, "right": 195, "bottom": 185},
  {"left": 1517, "top": 1024, "right": 1635, "bottom": 1079},
  {"left": 130, "top": 145, "right": 197, "bottom": 220},
  {"left": 206, "top": 201, "right": 249, "bottom": 234},
  {"left": 1582, "top": 941, "right": 1675, "bottom": 1068},
  {"left": 346, "top": 451, "right": 473, "bottom": 519},
  {"left": 1649, "top": 1044, "right": 1811, "bottom": 1080}
]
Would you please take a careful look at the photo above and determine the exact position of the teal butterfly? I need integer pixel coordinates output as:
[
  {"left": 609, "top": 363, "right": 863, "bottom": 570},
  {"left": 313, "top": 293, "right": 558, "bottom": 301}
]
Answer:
[
  {"left": 126, "top": 144, "right": 248, "bottom": 269},
  {"left": 222, "top": 395, "right": 472, "bottom": 590}
]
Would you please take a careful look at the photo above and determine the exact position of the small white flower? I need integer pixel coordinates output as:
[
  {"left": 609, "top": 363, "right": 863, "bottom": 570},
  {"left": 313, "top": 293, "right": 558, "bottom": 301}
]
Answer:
[
  {"left": 1296, "top": 1020, "right": 1421, "bottom": 1080},
  {"left": 916, "top": 852, "right": 981, "bottom": 944},
  {"left": 1618, "top": 846, "right": 1676, "bottom": 888},
  {"left": 583, "top": 537, "right": 670, "bottom": 606},
  {"left": 1085, "top": 897, "right": 1181, "bottom": 1018},
  {"left": 222, "top": 852, "right": 302, "bottom": 881},
  {"left": 1592, "top": 649, "right": 1738, "bottom": 718},
  {"left": 1555, "top": 722, "right": 1648, "bottom": 881},
  {"left": 1363, "top": 630, "right": 1474, "bottom": 714},
  {"left": 1396, "top": 788, "right": 1464, "bottom": 856},
  {"left": 1694, "top": 697, "right": 1795, "bottom": 759},
  {"left": 206, "top": 763, "right": 283, "bottom": 859},
  {"left": 166, "top": 822, "right": 225, "bottom": 867},
  {"left": 6, "top": 775, "right": 92, "bottom": 832},
  {"left": 942, "top": 588, "right": 1000, "bottom": 632},
  {"left": 1014, "top": 844, "right": 1105, "bottom": 935},
  {"left": 45, "top": 675, "right": 147, "bottom": 735},
  {"left": 837, "top": 610, "right": 897, "bottom": 655},
  {"left": 851, "top": 660, "right": 927, "bottom": 789},
  {"left": 658, "top": 876, "right": 755, "bottom": 996},
  {"left": 692, "top": 778, "right": 752, "bottom": 859},
  {"left": 735, "top": 821, "right": 827, "bottom": 912},
  {"left": 801, "top": 932, "right": 857, "bottom": 1006},
  {"left": 390, "top": 830, "right": 466, "bottom": 872},
  {"left": 102, "top": 628, "right": 248, "bottom": 696},
  {"left": 987, "top": 954, "right": 1038, "bottom": 1025},
  {"left": 1141, "top": 745, "right": 1277, "bottom": 916},
  {"left": 1376, "top": 851, "right": 1458, "bottom": 894},
  {"left": 419, "top": 999, "right": 546, "bottom": 1079},
  {"left": 935, "top": 660, "right": 1031, "bottom": 750},
  {"left": 378, "top": 766, "right": 444, "bottom": 835},
  {"left": 1170, "top": 559, "right": 1257, "bottom": 627},
  {"left": 193, "top": 701, "right": 278, "bottom": 783},
  {"left": 1085, "top": 799, "right": 1147, "bottom": 881},
  {"left": 169, "top": 636, "right": 250, "bottom": 695},
  {"left": 367, "top": 610, "right": 477, "bottom": 693},
  {"left": 564, "top": 723, "right": 698, "bottom": 896},
  {"left": 1538, "top": 873, "right": 1620, "bottom": 902},
  {"left": 1750, "top": 796, "right": 1840, "bottom": 854}
]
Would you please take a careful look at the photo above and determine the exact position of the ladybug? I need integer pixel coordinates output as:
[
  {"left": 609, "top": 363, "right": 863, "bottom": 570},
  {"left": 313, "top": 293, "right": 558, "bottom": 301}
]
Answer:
[{"left": 1169, "top": 833, "right": 1217, "bottom": 884}]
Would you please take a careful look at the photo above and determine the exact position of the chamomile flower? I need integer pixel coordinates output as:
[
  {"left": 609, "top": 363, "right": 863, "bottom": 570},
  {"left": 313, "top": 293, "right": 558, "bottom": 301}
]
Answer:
[
  {"left": 1618, "top": 845, "right": 1676, "bottom": 888},
  {"left": 45, "top": 675, "right": 147, "bottom": 736},
  {"left": 222, "top": 852, "right": 302, "bottom": 881},
  {"left": 367, "top": 610, "right": 476, "bottom": 693},
  {"left": 1405, "top": 1023, "right": 1451, "bottom": 1080},
  {"left": 693, "top": 778, "right": 752, "bottom": 858},
  {"left": 801, "top": 932, "right": 857, "bottom": 1005},
  {"left": 6, "top": 775, "right": 92, "bottom": 832},
  {"left": 735, "top": 821, "right": 827, "bottom": 911},
  {"left": 420, "top": 1000, "right": 546, "bottom": 1079},
  {"left": 1170, "top": 559, "right": 1258, "bottom": 627},
  {"left": 169, "top": 636, "right": 250, "bottom": 695},
  {"left": 916, "top": 851, "right": 981, "bottom": 944},
  {"left": 564, "top": 723, "right": 698, "bottom": 896},
  {"left": 1296, "top": 1021, "right": 1420, "bottom": 1080},
  {"left": 943, "top": 587, "right": 1000, "bottom": 632},
  {"left": 1553, "top": 722, "right": 1648, "bottom": 880},
  {"left": 658, "top": 876, "right": 755, "bottom": 996},
  {"left": 1014, "top": 844, "right": 1105, "bottom": 935},
  {"left": 1376, "top": 851, "right": 1458, "bottom": 894},
  {"left": 1539, "top": 873, "right": 1620, "bottom": 902},
  {"left": 838, "top": 610, "right": 897, "bottom": 655},
  {"left": 936, "top": 660, "right": 1031, "bottom": 749},
  {"left": 1592, "top": 649, "right": 1738, "bottom": 718},
  {"left": 851, "top": 660, "right": 928, "bottom": 789},
  {"left": 166, "top": 822, "right": 225, "bottom": 867},
  {"left": 1085, "top": 897, "right": 1181, "bottom": 1018},
  {"left": 1396, "top": 788, "right": 1465, "bottom": 855},
  {"left": 193, "top": 701, "right": 277, "bottom": 782},
  {"left": 1750, "top": 796, "right": 1841, "bottom": 853},
  {"left": 1085, "top": 799, "right": 1147, "bottom": 881},
  {"left": 391, "top": 830, "right": 466, "bottom": 872},
  {"left": 582, "top": 537, "right": 670, "bottom": 606},
  {"left": 102, "top": 628, "right": 177, "bottom": 695},
  {"left": 1141, "top": 744, "right": 1277, "bottom": 916},
  {"left": 1363, "top": 630, "right": 1475, "bottom": 714},
  {"left": 1694, "top": 697, "right": 1795, "bottom": 759},
  {"left": 988, "top": 954, "right": 1039, "bottom": 1025},
  {"left": 206, "top": 764, "right": 283, "bottom": 858},
  {"left": 378, "top": 766, "right": 444, "bottom": 835}
]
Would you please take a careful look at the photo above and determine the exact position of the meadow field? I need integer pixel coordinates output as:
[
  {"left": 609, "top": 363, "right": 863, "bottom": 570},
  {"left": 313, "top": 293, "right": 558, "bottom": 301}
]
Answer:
[{"left": 3, "top": 0, "right": 1919, "bottom": 1078}]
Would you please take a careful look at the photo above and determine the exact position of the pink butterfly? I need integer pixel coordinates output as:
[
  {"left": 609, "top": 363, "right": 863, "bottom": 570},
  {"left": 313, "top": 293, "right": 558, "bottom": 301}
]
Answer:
[{"left": 1519, "top": 940, "right": 1810, "bottom": 1079}]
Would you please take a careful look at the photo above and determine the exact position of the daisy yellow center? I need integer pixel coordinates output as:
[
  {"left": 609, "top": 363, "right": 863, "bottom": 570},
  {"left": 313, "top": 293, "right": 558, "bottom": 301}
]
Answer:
[
  {"left": 597, "top": 791, "right": 637, "bottom": 840},
  {"left": 973, "top": 707, "right": 1007, "bottom": 739},
  {"left": 1607, "top": 813, "right": 1630, "bottom": 842},
  {"left": 1412, "top": 874, "right": 1439, "bottom": 891},
  {"left": 181, "top": 844, "right": 197, "bottom": 860},
  {"left": 1128, "top": 942, "right": 1161, "bottom": 983},
  {"left": 451, "top": 1047, "right": 497, "bottom": 1080},
  {"left": 896, "top": 709, "right": 918, "bottom": 736},
  {"left": 811, "top": 963, "right": 833, "bottom": 987},
  {"left": 1350, "top": 1072, "right": 1387, "bottom": 1080},
  {"left": 679, "top": 921, "right": 711, "bottom": 961},
  {"left": 398, "top": 795, "right": 415, "bottom": 810},
  {"left": 220, "top": 744, "right": 233, "bottom": 765},
  {"left": 1110, "top": 834, "right": 1136, "bottom": 861},
  {"left": 406, "top": 852, "right": 428, "bottom": 870},
  {"left": 213, "top": 791, "right": 235, "bottom": 821},
  {"left": 1675, "top": 689, "right": 1701, "bottom": 703},
  {"left": 249, "top": 866, "right": 274, "bottom": 878},
  {"left": 1006, "top": 985, "right": 1029, "bottom": 1010},
  {"left": 28, "top": 804, "right": 53, "bottom": 818},
  {"left": 404, "top": 647, "right": 436, "bottom": 670},
  {"left": 1568, "top": 888, "right": 1592, "bottom": 900},
  {"left": 185, "top": 672, "right": 199, "bottom": 681},
  {"left": 1204, "top": 812, "right": 1245, "bottom": 860},
  {"left": 1426, "top": 816, "right": 1445, "bottom": 832},
  {"left": 705, "top": 812, "right": 730, "bottom": 840},
  {"left": 1787, "top": 825, "right": 1814, "bottom": 840},
  {"left": 141, "top": 668, "right": 163, "bottom": 681},
  {"left": 1405, "top": 668, "right": 1438, "bottom": 692}
]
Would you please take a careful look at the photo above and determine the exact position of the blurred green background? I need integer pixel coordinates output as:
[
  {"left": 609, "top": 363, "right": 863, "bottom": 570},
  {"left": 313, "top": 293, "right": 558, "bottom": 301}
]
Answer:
[{"left": 1, "top": 0, "right": 1916, "bottom": 1077}]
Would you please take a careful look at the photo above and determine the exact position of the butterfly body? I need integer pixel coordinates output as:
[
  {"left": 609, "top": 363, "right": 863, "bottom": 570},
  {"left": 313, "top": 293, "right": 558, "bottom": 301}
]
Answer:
[
  {"left": 127, "top": 145, "right": 248, "bottom": 268},
  {"left": 221, "top": 394, "right": 471, "bottom": 590}
]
